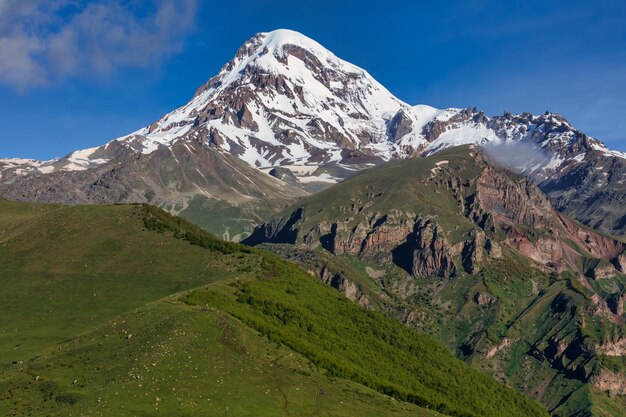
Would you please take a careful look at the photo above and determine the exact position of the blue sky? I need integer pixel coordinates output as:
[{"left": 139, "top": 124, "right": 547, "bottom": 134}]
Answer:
[{"left": 1, "top": 0, "right": 625, "bottom": 159}]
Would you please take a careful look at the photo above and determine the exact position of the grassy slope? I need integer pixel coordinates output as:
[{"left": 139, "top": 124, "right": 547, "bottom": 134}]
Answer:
[
  {"left": 0, "top": 300, "right": 439, "bottom": 417},
  {"left": 263, "top": 239, "right": 626, "bottom": 416},
  {"left": 0, "top": 200, "right": 547, "bottom": 417},
  {"left": 178, "top": 194, "right": 290, "bottom": 242},
  {"left": 0, "top": 200, "right": 243, "bottom": 369}
]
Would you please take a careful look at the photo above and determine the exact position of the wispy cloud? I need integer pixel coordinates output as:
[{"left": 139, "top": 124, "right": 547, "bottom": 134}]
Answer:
[
  {"left": 482, "top": 140, "right": 554, "bottom": 180},
  {"left": 0, "top": 0, "right": 198, "bottom": 90}
]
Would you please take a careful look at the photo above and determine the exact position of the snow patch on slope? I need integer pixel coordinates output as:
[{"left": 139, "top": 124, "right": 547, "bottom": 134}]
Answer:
[{"left": 425, "top": 125, "right": 500, "bottom": 154}]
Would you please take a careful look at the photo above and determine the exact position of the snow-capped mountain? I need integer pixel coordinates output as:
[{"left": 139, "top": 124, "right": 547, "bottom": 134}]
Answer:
[
  {"left": 421, "top": 108, "right": 624, "bottom": 168},
  {"left": 1, "top": 29, "right": 622, "bottom": 178},
  {"left": 1, "top": 29, "right": 625, "bottom": 237},
  {"left": 1, "top": 30, "right": 430, "bottom": 181}
]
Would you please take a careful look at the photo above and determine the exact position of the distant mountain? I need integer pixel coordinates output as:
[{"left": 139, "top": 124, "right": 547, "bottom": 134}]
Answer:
[
  {"left": 0, "top": 141, "right": 304, "bottom": 241},
  {"left": 244, "top": 146, "right": 626, "bottom": 416},
  {"left": 1, "top": 29, "right": 624, "bottom": 237}
]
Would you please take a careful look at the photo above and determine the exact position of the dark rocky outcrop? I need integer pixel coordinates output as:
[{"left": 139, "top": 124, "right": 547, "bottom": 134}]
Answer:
[
  {"left": 387, "top": 110, "right": 414, "bottom": 141},
  {"left": 244, "top": 207, "right": 304, "bottom": 246},
  {"left": 410, "top": 220, "right": 457, "bottom": 278},
  {"left": 320, "top": 265, "right": 370, "bottom": 308}
]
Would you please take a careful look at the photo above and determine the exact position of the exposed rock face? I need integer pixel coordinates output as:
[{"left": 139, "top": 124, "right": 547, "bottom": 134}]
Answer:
[
  {"left": 591, "top": 370, "right": 626, "bottom": 395},
  {"left": 607, "top": 293, "right": 625, "bottom": 317},
  {"left": 0, "top": 135, "right": 309, "bottom": 239},
  {"left": 597, "top": 338, "right": 626, "bottom": 356},
  {"left": 421, "top": 109, "right": 612, "bottom": 171},
  {"left": 540, "top": 151, "right": 626, "bottom": 236},
  {"left": 320, "top": 265, "right": 369, "bottom": 308},
  {"left": 387, "top": 110, "right": 414, "bottom": 141},
  {"left": 356, "top": 213, "right": 415, "bottom": 256},
  {"left": 590, "top": 292, "right": 626, "bottom": 323},
  {"left": 419, "top": 109, "right": 626, "bottom": 236},
  {"left": 557, "top": 215, "right": 624, "bottom": 259},
  {"left": 462, "top": 230, "right": 487, "bottom": 273},
  {"left": 485, "top": 238, "right": 502, "bottom": 258},
  {"left": 473, "top": 164, "right": 554, "bottom": 230},
  {"left": 411, "top": 220, "right": 457, "bottom": 278},
  {"left": 268, "top": 167, "right": 299, "bottom": 187},
  {"left": 523, "top": 293, "right": 599, "bottom": 386},
  {"left": 244, "top": 207, "right": 303, "bottom": 246},
  {"left": 249, "top": 207, "right": 460, "bottom": 279},
  {"left": 0, "top": 141, "right": 302, "bottom": 206},
  {"left": 248, "top": 148, "right": 626, "bottom": 416},
  {"left": 591, "top": 263, "right": 618, "bottom": 280},
  {"left": 485, "top": 338, "right": 512, "bottom": 358},
  {"left": 470, "top": 161, "right": 624, "bottom": 272},
  {"left": 474, "top": 292, "right": 497, "bottom": 305},
  {"left": 613, "top": 251, "right": 626, "bottom": 272}
]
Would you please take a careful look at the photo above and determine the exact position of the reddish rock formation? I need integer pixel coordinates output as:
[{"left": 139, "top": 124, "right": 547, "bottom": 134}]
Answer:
[
  {"left": 471, "top": 162, "right": 624, "bottom": 272},
  {"left": 411, "top": 220, "right": 457, "bottom": 278},
  {"left": 247, "top": 151, "right": 624, "bottom": 282}
]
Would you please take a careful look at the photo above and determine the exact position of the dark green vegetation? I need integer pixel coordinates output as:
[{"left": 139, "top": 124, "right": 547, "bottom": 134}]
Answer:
[
  {"left": 431, "top": 258, "right": 619, "bottom": 416},
  {"left": 0, "top": 199, "right": 547, "bottom": 416},
  {"left": 246, "top": 147, "right": 626, "bottom": 417},
  {"left": 185, "top": 259, "right": 547, "bottom": 417}
]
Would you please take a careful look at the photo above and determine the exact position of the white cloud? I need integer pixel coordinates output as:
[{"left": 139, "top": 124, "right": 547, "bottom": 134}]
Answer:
[{"left": 0, "top": 0, "right": 198, "bottom": 90}]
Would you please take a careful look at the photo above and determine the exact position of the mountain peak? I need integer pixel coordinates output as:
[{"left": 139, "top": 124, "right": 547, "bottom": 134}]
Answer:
[
  {"left": 191, "top": 29, "right": 362, "bottom": 100},
  {"left": 236, "top": 29, "right": 348, "bottom": 66},
  {"left": 212, "top": 28, "right": 365, "bottom": 90},
  {"left": 155, "top": 28, "right": 424, "bottom": 168},
  {"left": 258, "top": 29, "right": 331, "bottom": 54},
  {"left": 251, "top": 29, "right": 358, "bottom": 71}
]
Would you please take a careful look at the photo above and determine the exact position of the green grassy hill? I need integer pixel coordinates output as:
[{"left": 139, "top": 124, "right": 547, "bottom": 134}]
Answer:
[
  {"left": 0, "top": 199, "right": 243, "bottom": 369},
  {"left": 0, "top": 298, "right": 442, "bottom": 417},
  {"left": 0, "top": 199, "right": 547, "bottom": 417}
]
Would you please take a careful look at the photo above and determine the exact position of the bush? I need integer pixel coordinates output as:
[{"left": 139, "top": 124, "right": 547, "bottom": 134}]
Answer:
[
  {"left": 141, "top": 204, "right": 253, "bottom": 255},
  {"left": 55, "top": 392, "right": 81, "bottom": 405}
]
